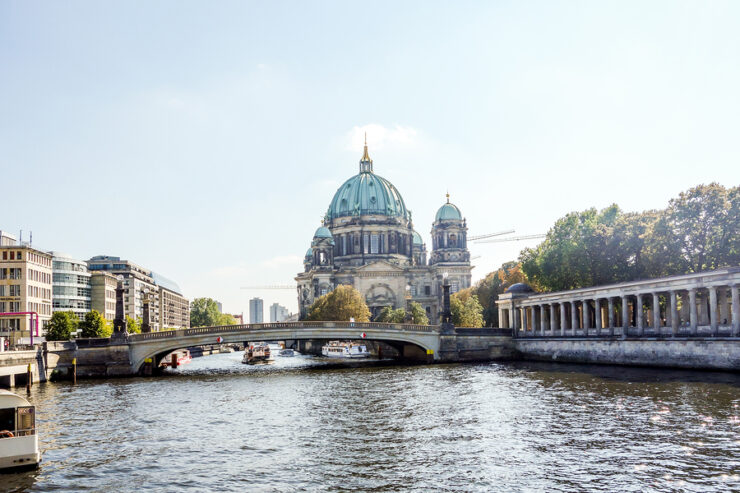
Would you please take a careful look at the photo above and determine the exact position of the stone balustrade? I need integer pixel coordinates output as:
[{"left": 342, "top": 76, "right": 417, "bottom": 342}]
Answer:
[{"left": 496, "top": 267, "right": 740, "bottom": 338}]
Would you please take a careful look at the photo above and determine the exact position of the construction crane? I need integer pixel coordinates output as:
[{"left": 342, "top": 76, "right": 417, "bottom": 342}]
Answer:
[
  {"left": 469, "top": 229, "right": 515, "bottom": 242},
  {"left": 240, "top": 285, "right": 296, "bottom": 290},
  {"left": 475, "top": 234, "right": 545, "bottom": 244}
]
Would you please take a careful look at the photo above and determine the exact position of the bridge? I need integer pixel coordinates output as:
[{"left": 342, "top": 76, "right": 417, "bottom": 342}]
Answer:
[{"left": 41, "top": 321, "right": 514, "bottom": 378}]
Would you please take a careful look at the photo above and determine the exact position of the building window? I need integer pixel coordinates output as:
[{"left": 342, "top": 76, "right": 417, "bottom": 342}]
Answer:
[
  {"left": 370, "top": 234, "right": 379, "bottom": 254},
  {"left": 425, "top": 285, "right": 431, "bottom": 295},
  {"left": 363, "top": 234, "right": 369, "bottom": 254},
  {"left": 0, "top": 286, "right": 4, "bottom": 296},
  {"left": 410, "top": 285, "right": 417, "bottom": 296},
  {"left": 342, "top": 236, "right": 347, "bottom": 256},
  {"left": 451, "top": 282, "right": 459, "bottom": 293}
]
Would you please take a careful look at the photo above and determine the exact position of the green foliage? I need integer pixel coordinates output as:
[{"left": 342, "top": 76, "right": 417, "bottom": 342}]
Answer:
[
  {"left": 470, "top": 261, "right": 531, "bottom": 327},
  {"left": 519, "top": 183, "right": 740, "bottom": 291},
  {"left": 408, "top": 301, "right": 430, "bottom": 325},
  {"left": 450, "top": 290, "right": 484, "bottom": 328},
  {"left": 375, "top": 306, "right": 407, "bottom": 323},
  {"left": 190, "top": 297, "right": 225, "bottom": 327},
  {"left": 79, "top": 310, "right": 110, "bottom": 338},
  {"left": 125, "top": 315, "right": 141, "bottom": 334},
  {"left": 306, "top": 285, "right": 371, "bottom": 322},
  {"left": 45, "top": 311, "right": 78, "bottom": 341},
  {"left": 218, "top": 313, "right": 237, "bottom": 326}
]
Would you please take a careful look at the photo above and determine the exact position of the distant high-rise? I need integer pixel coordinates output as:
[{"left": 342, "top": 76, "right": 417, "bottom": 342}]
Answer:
[
  {"left": 269, "top": 303, "right": 290, "bottom": 323},
  {"left": 249, "top": 298, "right": 263, "bottom": 324}
]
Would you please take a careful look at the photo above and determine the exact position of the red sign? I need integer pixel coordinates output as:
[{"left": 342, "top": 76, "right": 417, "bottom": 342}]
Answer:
[
  {"left": 361, "top": 332, "right": 367, "bottom": 339},
  {"left": 216, "top": 336, "right": 223, "bottom": 343}
]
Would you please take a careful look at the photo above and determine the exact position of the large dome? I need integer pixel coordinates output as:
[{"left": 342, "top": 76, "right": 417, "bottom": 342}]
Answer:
[
  {"left": 327, "top": 145, "right": 409, "bottom": 220},
  {"left": 435, "top": 202, "right": 462, "bottom": 221}
]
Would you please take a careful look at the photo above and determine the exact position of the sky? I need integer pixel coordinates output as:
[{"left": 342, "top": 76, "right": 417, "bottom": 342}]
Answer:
[{"left": 1, "top": 1, "right": 739, "bottom": 317}]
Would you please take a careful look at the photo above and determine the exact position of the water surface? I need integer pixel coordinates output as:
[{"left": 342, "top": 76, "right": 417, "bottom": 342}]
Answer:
[{"left": 5, "top": 351, "right": 740, "bottom": 492}]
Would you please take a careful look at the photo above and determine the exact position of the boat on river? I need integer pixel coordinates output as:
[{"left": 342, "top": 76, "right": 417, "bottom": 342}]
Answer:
[
  {"left": 160, "top": 349, "right": 192, "bottom": 368},
  {"left": 0, "top": 390, "right": 41, "bottom": 472},
  {"left": 243, "top": 342, "right": 271, "bottom": 364},
  {"left": 278, "top": 348, "right": 295, "bottom": 357},
  {"left": 321, "top": 341, "right": 370, "bottom": 358}
]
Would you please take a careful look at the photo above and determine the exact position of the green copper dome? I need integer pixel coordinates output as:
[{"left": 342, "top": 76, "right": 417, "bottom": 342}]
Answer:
[
  {"left": 328, "top": 172, "right": 409, "bottom": 220},
  {"left": 435, "top": 202, "right": 462, "bottom": 221},
  {"left": 412, "top": 231, "right": 424, "bottom": 246},
  {"left": 327, "top": 144, "right": 409, "bottom": 220},
  {"left": 314, "top": 226, "right": 333, "bottom": 238},
  {"left": 305, "top": 247, "right": 313, "bottom": 259}
]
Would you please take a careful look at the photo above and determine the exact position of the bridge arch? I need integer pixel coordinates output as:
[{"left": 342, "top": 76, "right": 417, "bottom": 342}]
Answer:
[{"left": 127, "top": 322, "right": 441, "bottom": 373}]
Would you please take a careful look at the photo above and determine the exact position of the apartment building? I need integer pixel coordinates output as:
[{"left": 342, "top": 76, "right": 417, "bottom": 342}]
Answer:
[
  {"left": 90, "top": 271, "right": 118, "bottom": 320},
  {"left": 51, "top": 252, "right": 92, "bottom": 322},
  {"left": 0, "top": 243, "right": 53, "bottom": 343}
]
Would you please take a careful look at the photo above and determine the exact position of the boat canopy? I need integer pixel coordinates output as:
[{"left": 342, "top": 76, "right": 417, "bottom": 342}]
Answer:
[{"left": 0, "top": 390, "right": 31, "bottom": 410}]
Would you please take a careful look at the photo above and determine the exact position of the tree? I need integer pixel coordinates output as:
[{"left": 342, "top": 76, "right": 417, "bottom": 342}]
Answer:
[
  {"left": 125, "top": 315, "right": 141, "bottom": 334},
  {"left": 375, "top": 306, "right": 406, "bottom": 323},
  {"left": 306, "top": 285, "right": 371, "bottom": 322},
  {"left": 450, "top": 290, "right": 484, "bottom": 327},
  {"left": 653, "top": 183, "right": 740, "bottom": 273},
  {"left": 45, "top": 311, "right": 78, "bottom": 341},
  {"left": 218, "top": 313, "right": 237, "bottom": 325},
  {"left": 79, "top": 310, "right": 111, "bottom": 338},
  {"left": 407, "top": 301, "right": 429, "bottom": 325},
  {"left": 190, "top": 297, "right": 224, "bottom": 327},
  {"left": 471, "top": 261, "right": 531, "bottom": 327}
]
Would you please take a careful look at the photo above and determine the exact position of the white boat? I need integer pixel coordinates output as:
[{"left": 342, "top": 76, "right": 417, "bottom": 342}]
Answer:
[
  {"left": 0, "top": 390, "right": 41, "bottom": 471},
  {"left": 321, "top": 341, "right": 370, "bottom": 358},
  {"left": 243, "top": 342, "right": 271, "bottom": 364}
]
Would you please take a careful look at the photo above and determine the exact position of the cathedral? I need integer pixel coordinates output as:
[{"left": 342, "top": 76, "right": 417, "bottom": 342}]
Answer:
[{"left": 296, "top": 141, "right": 473, "bottom": 321}]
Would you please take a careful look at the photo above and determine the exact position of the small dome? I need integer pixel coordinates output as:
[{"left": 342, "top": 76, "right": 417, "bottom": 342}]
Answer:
[
  {"left": 314, "top": 226, "right": 333, "bottom": 239},
  {"left": 412, "top": 231, "right": 424, "bottom": 246},
  {"left": 305, "top": 247, "right": 313, "bottom": 259},
  {"left": 505, "top": 283, "right": 534, "bottom": 294},
  {"left": 435, "top": 202, "right": 462, "bottom": 221}
]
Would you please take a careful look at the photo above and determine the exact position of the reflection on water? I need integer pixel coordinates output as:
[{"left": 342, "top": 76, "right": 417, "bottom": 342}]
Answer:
[{"left": 4, "top": 351, "right": 740, "bottom": 492}]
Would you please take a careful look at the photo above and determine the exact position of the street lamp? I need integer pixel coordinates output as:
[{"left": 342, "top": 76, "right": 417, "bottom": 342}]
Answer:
[{"left": 441, "top": 272, "right": 452, "bottom": 328}]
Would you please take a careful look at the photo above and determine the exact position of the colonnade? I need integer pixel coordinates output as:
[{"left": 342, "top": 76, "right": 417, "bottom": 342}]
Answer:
[{"left": 498, "top": 280, "right": 740, "bottom": 338}]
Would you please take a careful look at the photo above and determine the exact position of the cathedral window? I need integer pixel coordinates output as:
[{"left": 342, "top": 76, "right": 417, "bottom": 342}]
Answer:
[
  {"left": 342, "top": 236, "right": 347, "bottom": 255},
  {"left": 449, "top": 234, "right": 457, "bottom": 247},
  {"left": 425, "top": 285, "right": 431, "bottom": 295},
  {"left": 410, "top": 285, "right": 417, "bottom": 296},
  {"left": 451, "top": 282, "right": 459, "bottom": 293},
  {"left": 370, "top": 234, "right": 379, "bottom": 254},
  {"left": 363, "top": 234, "right": 369, "bottom": 254}
]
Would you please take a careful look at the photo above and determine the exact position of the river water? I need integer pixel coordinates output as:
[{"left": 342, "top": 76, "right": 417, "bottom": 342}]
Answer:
[{"left": 4, "top": 351, "right": 740, "bottom": 492}]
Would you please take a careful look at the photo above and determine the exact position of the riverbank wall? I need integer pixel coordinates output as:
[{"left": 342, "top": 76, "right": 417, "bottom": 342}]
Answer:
[{"left": 514, "top": 338, "right": 740, "bottom": 371}]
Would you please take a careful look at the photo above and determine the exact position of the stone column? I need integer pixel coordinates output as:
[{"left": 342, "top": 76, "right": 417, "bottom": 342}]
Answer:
[
  {"left": 560, "top": 303, "right": 567, "bottom": 336},
  {"left": 670, "top": 290, "right": 679, "bottom": 335},
  {"left": 498, "top": 308, "right": 503, "bottom": 329},
  {"left": 651, "top": 293, "right": 660, "bottom": 331},
  {"left": 718, "top": 288, "right": 729, "bottom": 326},
  {"left": 520, "top": 307, "right": 526, "bottom": 332},
  {"left": 583, "top": 300, "right": 591, "bottom": 335},
  {"left": 689, "top": 288, "right": 698, "bottom": 335},
  {"left": 608, "top": 298, "right": 615, "bottom": 335},
  {"left": 540, "top": 305, "right": 547, "bottom": 335},
  {"left": 709, "top": 286, "right": 718, "bottom": 335},
  {"left": 636, "top": 294, "right": 644, "bottom": 336},
  {"left": 570, "top": 301, "right": 578, "bottom": 336},
  {"left": 550, "top": 304, "right": 557, "bottom": 333},
  {"left": 594, "top": 299, "right": 602, "bottom": 335},
  {"left": 513, "top": 306, "right": 520, "bottom": 331},
  {"left": 621, "top": 296, "right": 629, "bottom": 336},
  {"left": 732, "top": 285, "right": 740, "bottom": 336}
]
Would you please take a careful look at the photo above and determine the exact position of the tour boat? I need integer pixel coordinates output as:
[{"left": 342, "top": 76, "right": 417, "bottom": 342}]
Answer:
[
  {"left": 277, "top": 348, "right": 295, "bottom": 357},
  {"left": 160, "top": 349, "right": 192, "bottom": 368},
  {"left": 321, "top": 341, "right": 370, "bottom": 358},
  {"left": 243, "top": 342, "right": 271, "bottom": 364},
  {"left": 0, "top": 390, "right": 41, "bottom": 471}
]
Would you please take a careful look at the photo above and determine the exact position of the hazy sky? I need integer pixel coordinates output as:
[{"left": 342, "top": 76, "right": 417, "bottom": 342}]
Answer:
[{"left": 2, "top": 1, "right": 739, "bottom": 316}]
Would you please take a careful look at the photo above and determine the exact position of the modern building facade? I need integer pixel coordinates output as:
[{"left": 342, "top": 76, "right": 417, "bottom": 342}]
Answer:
[
  {"left": 87, "top": 256, "right": 190, "bottom": 330},
  {"left": 51, "top": 252, "right": 92, "bottom": 322},
  {"left": 90, "top": 271, "right": 118, "bottom": 320},
  {"left": 0, "top": 243, "right": 53, "bottom": 343},
  {"left": 296, "top": 143, "right": 472, "bottom": 321},
  {"left": 249, "top": 298, "right": 264, "bottom": 324},
  {"left": 269, "top": 303, "right": 290, "bottom": 323}
]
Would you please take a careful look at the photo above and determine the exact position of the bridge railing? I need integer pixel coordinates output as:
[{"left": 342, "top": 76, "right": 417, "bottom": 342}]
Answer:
[{"left": 128, "top": 321, "right": 439, "bottom": 342}]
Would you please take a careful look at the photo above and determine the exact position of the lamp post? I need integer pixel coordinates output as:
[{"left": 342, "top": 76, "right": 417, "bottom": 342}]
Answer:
[
  {"left": 441, "top": 272, "right": 453, "bottom": 332},
  {"left": 405, "top": 284, "right": 412, "bottom": 323}
]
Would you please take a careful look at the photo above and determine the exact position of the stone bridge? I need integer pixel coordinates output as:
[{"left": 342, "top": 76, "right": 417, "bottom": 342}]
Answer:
[{"left": 54, "top": 322, "right": 514, "bottom": 377}]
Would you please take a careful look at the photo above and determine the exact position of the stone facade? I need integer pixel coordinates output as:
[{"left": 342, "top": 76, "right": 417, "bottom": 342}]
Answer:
[
  {"left": 496, "top": 267, "right": 740, "bottom": 338},
  {"left": 296, "top": 144, "right": 472, "bottom": 321}
]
